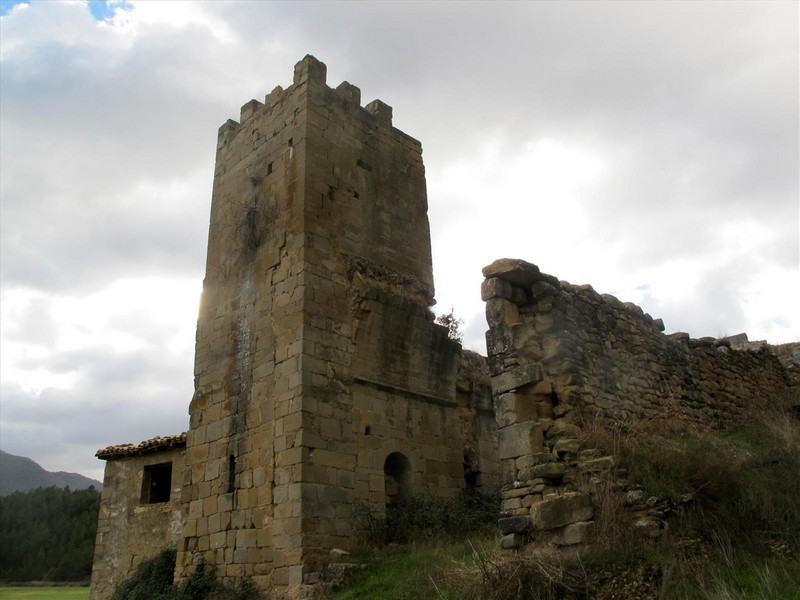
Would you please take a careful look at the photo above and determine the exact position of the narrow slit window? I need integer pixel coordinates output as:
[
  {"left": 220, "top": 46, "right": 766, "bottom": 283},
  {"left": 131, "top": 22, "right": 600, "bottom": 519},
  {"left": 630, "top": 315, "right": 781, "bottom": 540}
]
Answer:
[
  {"left": 267, "top": 162, "right": 273, "bottom": 175},
  {"left": 141, "top": 462, "right": 172, "bottom": 504},
  {"left": 228, "top": 455, "right": 236, "bottom": 494}
]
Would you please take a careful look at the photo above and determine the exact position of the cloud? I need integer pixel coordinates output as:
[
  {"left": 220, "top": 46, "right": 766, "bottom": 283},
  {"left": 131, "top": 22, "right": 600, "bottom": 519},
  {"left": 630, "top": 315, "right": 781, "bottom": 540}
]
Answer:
[{"left": 0, "top": 0, "right": 797, "bottom": 480}]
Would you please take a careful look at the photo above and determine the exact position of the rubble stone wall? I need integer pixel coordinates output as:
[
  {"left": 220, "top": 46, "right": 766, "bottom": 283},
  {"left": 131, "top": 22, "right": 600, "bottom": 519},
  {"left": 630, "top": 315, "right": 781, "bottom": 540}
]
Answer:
[
  {"left": 482, "top": 258, "right": 791, "bottom": 548},
  {"left": 484, "top": 259, "right": 788, "bottom": 428},
  {"left": 90, "top": 447, "right": 187, "bottom": 600}
]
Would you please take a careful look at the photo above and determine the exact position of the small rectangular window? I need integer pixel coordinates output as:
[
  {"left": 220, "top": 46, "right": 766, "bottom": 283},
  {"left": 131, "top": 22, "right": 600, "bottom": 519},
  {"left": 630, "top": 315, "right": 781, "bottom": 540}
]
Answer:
[
  {"left": 267, "top": 162, "right": 273, "bottom": 175},
  {"left": 141, "top": 462, "right": 172, "bottom": 504}
]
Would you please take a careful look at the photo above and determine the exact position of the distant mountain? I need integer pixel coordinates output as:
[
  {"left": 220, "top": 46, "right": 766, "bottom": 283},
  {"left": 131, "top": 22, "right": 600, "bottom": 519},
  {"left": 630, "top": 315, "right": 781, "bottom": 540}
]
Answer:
[{"left": 0, "top": 450, "right": 102, "bottom": 496}]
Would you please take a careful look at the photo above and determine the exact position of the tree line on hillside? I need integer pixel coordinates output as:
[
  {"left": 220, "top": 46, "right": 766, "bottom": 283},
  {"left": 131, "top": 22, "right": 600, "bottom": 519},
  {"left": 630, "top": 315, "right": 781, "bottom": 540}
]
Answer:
[{"left": 0, "top": 486, "right": 100, "bottom": 582}]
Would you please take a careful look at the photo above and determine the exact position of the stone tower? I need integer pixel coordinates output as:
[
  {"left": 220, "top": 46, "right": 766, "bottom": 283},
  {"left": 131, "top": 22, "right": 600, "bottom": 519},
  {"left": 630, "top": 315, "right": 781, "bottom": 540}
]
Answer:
[{"left": 174, "top": 56, "right": 497, "bottom": 595}]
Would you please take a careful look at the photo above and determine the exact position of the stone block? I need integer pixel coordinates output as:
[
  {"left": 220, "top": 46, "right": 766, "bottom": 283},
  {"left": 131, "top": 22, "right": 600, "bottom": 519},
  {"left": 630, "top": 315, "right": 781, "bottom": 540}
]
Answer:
[
  {"left": 498, "top": 516, "right": 532, "bottom": 534},
  {"left": 545, "top": 420, "right": 582, "bottom": 440},
  {"left": 481, "top": 277, "right": 513, "bottom": 301},
  {"left": 549, "top": 521, "right": 593, "bottom": 546},
  {"left": 578, "top": 456, "right": 615, "bottom": 473},
  {"left": 500, "top": 533, "right": 526, "bottom": 549},
  {"left": 498, "top": 422, "right": 544, "bottom": 459},
  {"left": 529, "top": 462, "right": 567, "bottom": 480},
  {"left": 530, "top": 493, "right": 594, "bottom": 530},
  {"left": 491, "top": 364, "right": 544, "bottom": 395},
  {"left": 554, "top": 438, "right": 581, "bottom": 455},
  {"left": 482, "top": 259, "right": 540, "bottom": 287},
  {"left": 494, "top": 391, "right": 538, "bottom": 428},
  {"left": 485, "top": 298, "right": 520, "bottom": 327}
]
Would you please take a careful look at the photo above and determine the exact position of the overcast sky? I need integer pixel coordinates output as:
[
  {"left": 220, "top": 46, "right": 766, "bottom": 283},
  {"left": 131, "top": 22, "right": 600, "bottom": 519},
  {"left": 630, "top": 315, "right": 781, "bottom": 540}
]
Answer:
[{"left": 1, "top": 0, "right": 797, "bottom": 481}]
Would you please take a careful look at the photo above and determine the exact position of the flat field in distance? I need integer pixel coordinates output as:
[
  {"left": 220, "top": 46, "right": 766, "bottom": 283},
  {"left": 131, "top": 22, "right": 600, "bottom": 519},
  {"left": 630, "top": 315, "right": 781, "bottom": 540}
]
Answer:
[{"left": 0, "top": 588, "right": 89, "bottom": 600}]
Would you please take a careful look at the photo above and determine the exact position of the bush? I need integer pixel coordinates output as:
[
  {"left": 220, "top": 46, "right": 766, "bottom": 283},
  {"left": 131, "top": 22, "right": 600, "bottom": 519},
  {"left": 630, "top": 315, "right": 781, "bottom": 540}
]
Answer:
[
  {"left": 385, "top": 490, "right": 499, "bottom": 544},
  {"left": 111, "top": 548, "right": 177, "bottom": 600},
  {"left": 110, "top": 548, "right": 265, "bottom": 600}
]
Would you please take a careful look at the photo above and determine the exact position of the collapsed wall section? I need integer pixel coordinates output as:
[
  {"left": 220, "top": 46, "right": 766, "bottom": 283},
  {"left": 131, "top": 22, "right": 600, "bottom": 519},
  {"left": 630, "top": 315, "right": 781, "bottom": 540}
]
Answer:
[
  {"left": 484, "top": 258, "right": 788, "bottom": 427},
  {"left": 482, "top": 258, "right": 791, "bottom": 548}
]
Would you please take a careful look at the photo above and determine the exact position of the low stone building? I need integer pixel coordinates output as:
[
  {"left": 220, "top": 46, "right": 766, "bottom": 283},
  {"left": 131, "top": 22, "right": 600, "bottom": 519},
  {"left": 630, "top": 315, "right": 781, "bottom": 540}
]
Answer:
[{"left": 91, "top": 435, "right": 187, "bottom": 600}]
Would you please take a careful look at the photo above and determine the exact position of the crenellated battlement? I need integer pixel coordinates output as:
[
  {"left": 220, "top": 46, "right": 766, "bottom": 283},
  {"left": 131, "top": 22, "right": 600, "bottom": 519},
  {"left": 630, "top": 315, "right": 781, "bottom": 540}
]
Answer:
[{"left": 220, "top": 55, "right": 395, "bottom": 141}]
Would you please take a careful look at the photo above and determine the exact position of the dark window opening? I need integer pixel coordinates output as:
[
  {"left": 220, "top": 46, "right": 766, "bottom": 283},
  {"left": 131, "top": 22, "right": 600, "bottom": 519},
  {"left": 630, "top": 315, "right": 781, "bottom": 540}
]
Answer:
[
  {"left": 383, "top": 452, "right": 410, "bottom": 505},
  {"left": 287, "top": 138, "right": 293, "bottom": 147},
  {"left": 228, "top": 455, "right": 236, "bottom": 494},
  {"left": 141, "top": 462, "right": 172, "bottom": 504},
  {"left": 364, "top": 425, "right": 371, "bottom": 435},
  {"left": 464, "top": 450, "right": 479, "bottom": 491},
  {"left": 550, "top": 391, "right": 560, "bottom": 407},
  {"left": 267, "top": 162, "right": 273, "bottom": 175},
  {"left": 353, "top": 190, "right": 360, "bottom": 199}
]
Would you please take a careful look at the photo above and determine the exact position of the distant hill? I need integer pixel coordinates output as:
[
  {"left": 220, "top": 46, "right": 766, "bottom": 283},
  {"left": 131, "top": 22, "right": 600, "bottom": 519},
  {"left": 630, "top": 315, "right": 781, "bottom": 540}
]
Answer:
[{"left": 0, "top": 450, "right": 102, "bottom": 496}]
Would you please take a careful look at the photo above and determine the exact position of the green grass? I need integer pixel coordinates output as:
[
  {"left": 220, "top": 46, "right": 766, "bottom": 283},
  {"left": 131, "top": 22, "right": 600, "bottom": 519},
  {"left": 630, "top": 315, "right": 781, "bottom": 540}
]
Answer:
[
  {"left": 333, "top": 403, "right": 800, "bottom": 600},
  {"left": 0, "top": 588, "right": 90, "bottom": 600},
  {"left": 334, "top": 543, "right": 476, "bottom": 600}
]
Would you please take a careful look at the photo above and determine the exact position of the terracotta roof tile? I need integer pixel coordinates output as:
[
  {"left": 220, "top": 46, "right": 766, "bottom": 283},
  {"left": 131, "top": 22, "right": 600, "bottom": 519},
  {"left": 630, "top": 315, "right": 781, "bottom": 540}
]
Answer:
[{"left": 96, "top": 432, "right": 187, "bottom": 460}]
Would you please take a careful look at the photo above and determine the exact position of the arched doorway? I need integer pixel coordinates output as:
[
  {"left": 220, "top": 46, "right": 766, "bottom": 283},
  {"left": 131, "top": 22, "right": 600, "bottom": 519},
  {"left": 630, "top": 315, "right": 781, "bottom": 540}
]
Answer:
[{"left": 383, "top": 452, "right": 410, "bottom": 505}]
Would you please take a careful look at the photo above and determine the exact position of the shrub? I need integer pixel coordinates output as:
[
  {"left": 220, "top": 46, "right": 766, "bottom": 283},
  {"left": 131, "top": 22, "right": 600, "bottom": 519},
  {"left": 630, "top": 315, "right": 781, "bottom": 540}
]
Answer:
[
  {"left": 110, "top": 548, "right": 265, "bottom": 600},
  {"left": 385, "top": 490, "right": 499, "bottom": 544},
  {"left": 111, "top": 548, "right": 177, "bottom": 600}
]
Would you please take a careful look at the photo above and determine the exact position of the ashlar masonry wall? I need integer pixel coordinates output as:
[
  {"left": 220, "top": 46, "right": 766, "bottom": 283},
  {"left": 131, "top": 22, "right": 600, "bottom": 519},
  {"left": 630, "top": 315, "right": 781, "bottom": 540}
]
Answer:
[
  {"left": 482, "top": 258, "right": 790, "bottom": 548},
  {"left": 174, "top": 55, "right": 497, "bottom": 597}
]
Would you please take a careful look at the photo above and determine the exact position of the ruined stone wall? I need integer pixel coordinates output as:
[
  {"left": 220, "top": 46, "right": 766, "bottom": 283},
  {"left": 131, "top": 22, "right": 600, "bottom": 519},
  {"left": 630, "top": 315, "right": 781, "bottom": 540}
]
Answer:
[
  {"left": 90, "top": 445, "right": 186, "bottom": 600},
  {"left": 484, "top": 259, "right": 788, "bottom": 427},
  {"left": 482, "top": 258, "right": 791, "bottom": 549}
]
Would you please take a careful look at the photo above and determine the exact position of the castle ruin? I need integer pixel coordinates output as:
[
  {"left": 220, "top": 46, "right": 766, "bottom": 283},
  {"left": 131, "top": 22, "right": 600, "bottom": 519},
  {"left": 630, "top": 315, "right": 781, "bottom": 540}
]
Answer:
[
  {"left": 90, "top": 55, "right": 497, "bottom": 600},
  {"left": 90, "top": 56, "right": 796, "bottom": 599}
]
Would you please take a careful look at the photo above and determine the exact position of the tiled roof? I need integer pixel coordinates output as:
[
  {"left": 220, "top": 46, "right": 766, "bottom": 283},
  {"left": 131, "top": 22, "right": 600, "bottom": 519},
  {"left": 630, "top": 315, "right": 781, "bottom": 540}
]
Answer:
[{"left": 96, "top": 432, "right": 187, "bottom": 460}]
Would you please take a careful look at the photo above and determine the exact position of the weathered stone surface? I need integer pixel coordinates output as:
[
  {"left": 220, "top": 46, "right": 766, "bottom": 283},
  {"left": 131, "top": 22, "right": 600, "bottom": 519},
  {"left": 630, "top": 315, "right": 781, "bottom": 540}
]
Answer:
[
  {"left": 498, "top": 422, "right": 544, "bottom": 459},
  {"left": 553, "top": 438, "right": 581, "bottom": 455},
  {"left": 482, "top": 259, "right": 541, "bottom": 287},
  {"left": 545, "top": 420, "right": 582, "bottom": 440},
  {"left": 500, "top": 533, "right": 526, "bottom": 549},
  {"left": 530, "top": 463, "right": 567, "bottom": 479},
  {"left": 530, "top": 493, "right": 594, "bottom": 530},
  {"left": 481, "top": 277, "right": 513, "bottom": 301},
  {"left": 634, "top": 517, "right": 665, "bottom": 538},
  {"left": 484, "top": 261, "right": 790, "bottom": 429},
  {"left": 578, "top": 456, "right": 615, "bottom": 473},
  {"left": 498, "top": 516, "right": 533, "bottom": 534},
  {"left": 486, "top": 298, "right": 520, "bottom": 327},
  {"left": 491, "top": 364, "right": 544, "bottom": 395},
  {"left": 549, "top": 521, "right": 593, "bottom": 546}
]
